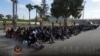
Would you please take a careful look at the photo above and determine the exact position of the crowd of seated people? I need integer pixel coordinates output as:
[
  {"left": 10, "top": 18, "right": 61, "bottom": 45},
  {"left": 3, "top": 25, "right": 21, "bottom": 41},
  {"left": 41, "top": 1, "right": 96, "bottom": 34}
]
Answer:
[{"left": 5, "top": 25, "right": 99, "bottom": 48}]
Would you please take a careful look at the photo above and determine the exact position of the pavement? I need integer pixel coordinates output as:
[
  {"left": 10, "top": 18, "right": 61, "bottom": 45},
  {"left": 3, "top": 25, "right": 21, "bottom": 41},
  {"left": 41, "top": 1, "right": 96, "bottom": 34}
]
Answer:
[{"left": 0, "top": 27, "right": 100, "bottom": 56}]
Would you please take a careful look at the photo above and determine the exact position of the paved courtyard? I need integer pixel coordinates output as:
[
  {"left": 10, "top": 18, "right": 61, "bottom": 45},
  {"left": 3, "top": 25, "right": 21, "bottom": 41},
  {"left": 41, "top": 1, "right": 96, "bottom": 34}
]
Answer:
[{"left": 0, "top": 27, "right": 100, "bottom": 56}]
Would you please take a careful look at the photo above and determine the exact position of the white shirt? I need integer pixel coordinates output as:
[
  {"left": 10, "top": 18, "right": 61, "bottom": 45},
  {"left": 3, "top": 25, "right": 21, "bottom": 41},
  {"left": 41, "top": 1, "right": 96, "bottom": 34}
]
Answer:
[{"left": 32, "top": 30, "right": 37, "bottom": 34}]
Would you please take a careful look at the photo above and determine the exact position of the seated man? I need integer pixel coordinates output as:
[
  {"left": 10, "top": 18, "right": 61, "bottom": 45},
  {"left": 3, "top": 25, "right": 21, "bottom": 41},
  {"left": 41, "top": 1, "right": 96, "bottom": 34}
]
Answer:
[
  {"left": 55, "top": 28, "right": 65, "bottom": 40},
  {"left": 28, "top": 29, "right": 44, "bottom": 50}
]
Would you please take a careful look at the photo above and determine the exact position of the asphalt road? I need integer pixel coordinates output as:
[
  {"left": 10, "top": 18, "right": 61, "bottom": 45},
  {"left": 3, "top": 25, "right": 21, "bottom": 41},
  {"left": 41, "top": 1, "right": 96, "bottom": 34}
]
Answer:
[{"left": 0, "top": 27, "right": 100, "bottom": 56}]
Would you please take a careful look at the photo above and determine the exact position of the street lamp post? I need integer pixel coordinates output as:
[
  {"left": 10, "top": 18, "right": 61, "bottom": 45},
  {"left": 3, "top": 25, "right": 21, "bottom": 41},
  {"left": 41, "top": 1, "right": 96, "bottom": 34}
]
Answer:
[{"left": 83, "top": 1, "right": 86, "bottom": 19}]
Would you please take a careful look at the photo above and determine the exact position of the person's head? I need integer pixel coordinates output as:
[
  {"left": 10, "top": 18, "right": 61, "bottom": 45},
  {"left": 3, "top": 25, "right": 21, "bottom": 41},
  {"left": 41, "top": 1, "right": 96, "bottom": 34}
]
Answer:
[{"left": 32, "top": 28, "right": 35, "bottom": 31}]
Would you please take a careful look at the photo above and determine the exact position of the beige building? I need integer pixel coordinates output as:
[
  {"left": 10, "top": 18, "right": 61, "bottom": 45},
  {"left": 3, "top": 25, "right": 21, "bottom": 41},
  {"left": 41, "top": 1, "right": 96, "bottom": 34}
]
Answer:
[{"left": 48, "top": 16, "right": 100, "bottom": 26}]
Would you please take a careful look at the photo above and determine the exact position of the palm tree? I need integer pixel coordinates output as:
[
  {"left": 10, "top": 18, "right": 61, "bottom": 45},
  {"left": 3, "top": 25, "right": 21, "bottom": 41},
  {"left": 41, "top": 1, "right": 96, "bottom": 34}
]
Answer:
[
  {"left": 33, "top": 5, "right": 42, "bottom": 25},
  {"left": 26, "top": 4, "right": 34, "bottom": 25},
  {"left": 11, "top": 0, "right": 18, "bottom": 29}
]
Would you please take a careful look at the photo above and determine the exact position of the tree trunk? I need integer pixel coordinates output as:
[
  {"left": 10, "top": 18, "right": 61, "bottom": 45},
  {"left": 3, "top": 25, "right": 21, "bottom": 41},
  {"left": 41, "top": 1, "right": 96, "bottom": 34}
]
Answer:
[
  {"left": 12, "top": 1, "right": 17, "bottom": 29},
  {"left": 40, "top": 21, "right": 42, "bottom": 27},
  {"left": 35, "top": 9, "right": 37, "bottom": 25},
  {"left": 64, "top": 17, "right": 67, "bottom": 27},
  {"left": 3, "top": 19, "right": 6, "bottom": 31},
  {"left": 52, "top": 22, "right": 54, "bottom": 28},
  {"left": 16, "top": 2, "right": 17, "bottom": 26},
  {"left": 12, "top": 2, "right": 15, "bottom": 29},
  {"left": 63, "top": 17, "right": 67, "bottom": 36},
  {"left": 29, "top": 11, "right": 31, "bottom": 25},
  {"left": 59, "top": 21, "right": 61, "bottom": 26}
]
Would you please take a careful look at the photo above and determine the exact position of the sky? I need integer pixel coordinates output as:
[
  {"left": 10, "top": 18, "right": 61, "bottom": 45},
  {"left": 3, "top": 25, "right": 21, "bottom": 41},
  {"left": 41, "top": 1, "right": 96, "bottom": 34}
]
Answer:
[{"left": 0, "top": 0, "right": 100, "bottom": 19}]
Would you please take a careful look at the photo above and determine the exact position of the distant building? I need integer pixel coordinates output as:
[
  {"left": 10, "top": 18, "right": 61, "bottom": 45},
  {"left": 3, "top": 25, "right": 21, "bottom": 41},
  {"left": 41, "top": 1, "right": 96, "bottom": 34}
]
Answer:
[{"left": 48, "top": 16, "right": 100, "bottom": 26}]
